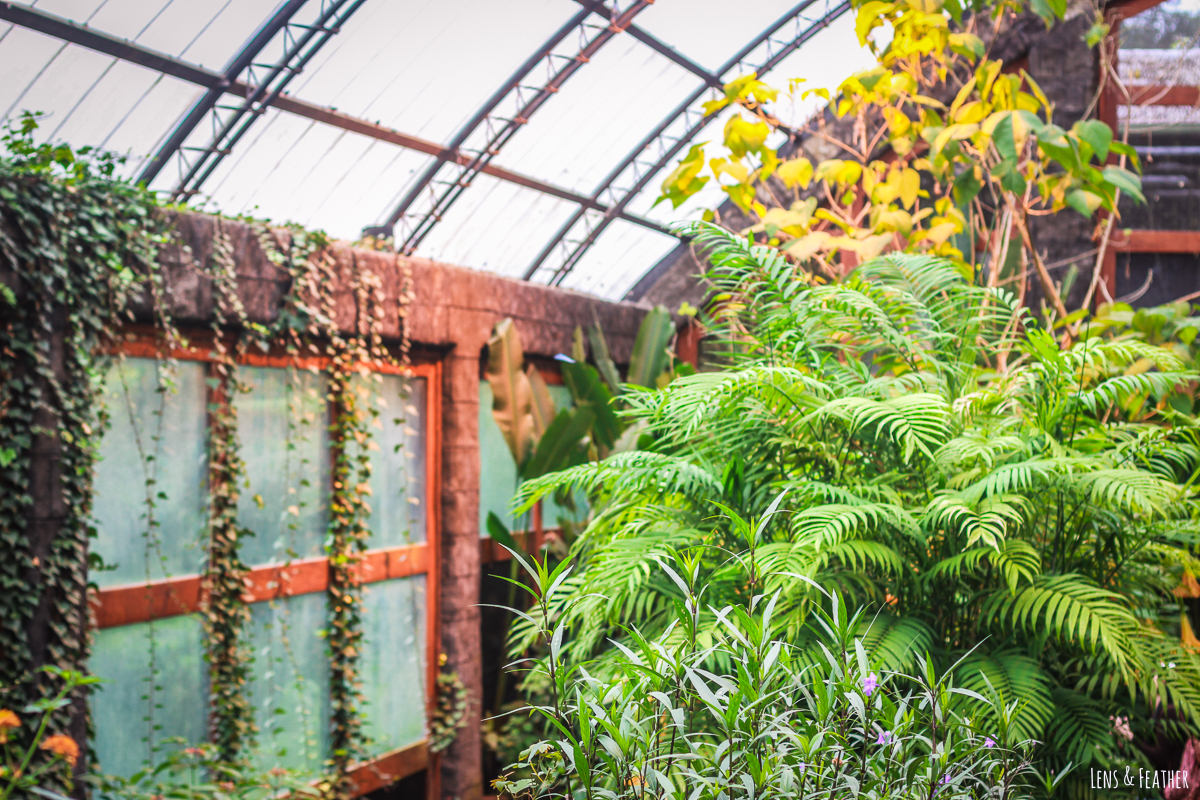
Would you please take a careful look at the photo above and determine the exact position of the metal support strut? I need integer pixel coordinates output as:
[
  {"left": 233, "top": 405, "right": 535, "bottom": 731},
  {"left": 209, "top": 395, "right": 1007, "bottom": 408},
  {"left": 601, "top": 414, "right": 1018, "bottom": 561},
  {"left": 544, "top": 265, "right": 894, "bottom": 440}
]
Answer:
[
  {"left": 378, "top": 0, "right": 656, "bottom": 256},
  {"left": 139, "top": 0, "right": 368, "bottom": 200},
  {"left": 523, "top": 0, "right": 852, "bottom": 288}
]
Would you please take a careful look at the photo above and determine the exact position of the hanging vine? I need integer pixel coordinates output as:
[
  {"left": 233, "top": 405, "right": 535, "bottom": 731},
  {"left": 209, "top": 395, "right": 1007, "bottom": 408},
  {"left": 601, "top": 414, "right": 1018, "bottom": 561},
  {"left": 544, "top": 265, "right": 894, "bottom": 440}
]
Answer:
[
  {"left": 1, "top": 112, "right": 423, "bottom": 794},
  {"left": 0, "top": 113, "right": 168, "bottom": 784},
  {"left": 200, "top": 220, "right": 260, "bottom": 763}
]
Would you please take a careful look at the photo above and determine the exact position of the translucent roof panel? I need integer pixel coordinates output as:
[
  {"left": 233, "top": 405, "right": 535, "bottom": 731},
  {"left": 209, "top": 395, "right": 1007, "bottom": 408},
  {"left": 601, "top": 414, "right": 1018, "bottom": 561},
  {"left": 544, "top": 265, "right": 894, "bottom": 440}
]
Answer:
[
  {"left": 555, "top": 218, "right": 683, "bottom": 301},
  {"left": 498, "top": 34, "right": 703, "bottom": 194},
  {"left": 278, "top": 0, "right": 577, "bottom": 146},
  {"left": 1, "top": 0, "right": 865, "bottom": 300},
  {"left": 188, "top": 106, "right": 438, "bottom": 237},
  {"left": 0, "top": 27, "right": 202, "bottom": 180},
  {"left": 417, "top": 173, "right": 585, "bottom": 277},
  {"left": 637, "top": 0, "right": 819, "bottom": 73},
  {"left": 29, "top": 0, "right": 284, "bottom": 70}
]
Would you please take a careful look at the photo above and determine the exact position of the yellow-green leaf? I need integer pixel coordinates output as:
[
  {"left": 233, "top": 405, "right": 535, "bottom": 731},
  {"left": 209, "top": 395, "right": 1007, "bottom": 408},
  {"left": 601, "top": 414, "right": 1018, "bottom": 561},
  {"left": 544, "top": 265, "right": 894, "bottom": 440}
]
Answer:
[{"left": 778, "top": 157, "right": 814, "bottom": 189}]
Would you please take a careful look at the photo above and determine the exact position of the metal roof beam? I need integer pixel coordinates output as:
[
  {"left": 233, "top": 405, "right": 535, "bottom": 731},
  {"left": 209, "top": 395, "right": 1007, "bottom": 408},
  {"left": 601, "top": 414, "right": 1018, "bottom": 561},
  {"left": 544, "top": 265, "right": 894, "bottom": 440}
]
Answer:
[
  {"left": 0, "top": 1, "right": 219, "bottom": 87},
  {"left": 162, "top": 0, "right": 370, "bottom": 201},
  {"left": 0, "top": 2, "right": 670, "bottom": 237},
  {"left": 136, "top": 0, "right": 310, "bottom": 188},
  {"left": 524, "top": 0, "right": 852, "bottom": 286},
  {"left": 378, "top": 0, "right": 657, "bottom": 255},
  {"left": 571, "top": 0, "right": 722, "bottom": 88}
]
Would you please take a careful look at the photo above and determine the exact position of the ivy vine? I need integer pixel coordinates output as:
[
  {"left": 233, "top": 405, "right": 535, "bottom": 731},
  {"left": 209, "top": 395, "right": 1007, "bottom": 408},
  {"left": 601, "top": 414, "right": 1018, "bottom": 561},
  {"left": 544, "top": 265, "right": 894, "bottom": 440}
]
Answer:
[
  {"left": 0, "top": 114, "right": 420, "bottom": 796},
  {"left": 0, "top": 113, "right": 168, "bottom": 784}
]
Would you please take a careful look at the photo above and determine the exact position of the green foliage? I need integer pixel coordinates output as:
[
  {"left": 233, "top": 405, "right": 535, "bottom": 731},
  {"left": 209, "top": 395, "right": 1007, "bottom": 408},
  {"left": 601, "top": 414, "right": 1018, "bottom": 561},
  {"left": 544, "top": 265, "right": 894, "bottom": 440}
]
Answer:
[
  {"left": 428, "top": 672, "right": 470, "bottom": 754},
  {"left": 0, "top": 667, "right": 98, "bottom": 800},
  {"left": 0, "top": 113, "right": 414, "bottom": 795},
  {"left": 90, "top": 738, "right": 318, "bottom": 800},
  {"left": 494, "top": 556, "right": 1045, "bottom": 800},
  {"left": 0, "top": 112, "right": 167, "bottom": 784},
  {"left": 514, "top": 226, "right": 1200, "bottom": 793}
]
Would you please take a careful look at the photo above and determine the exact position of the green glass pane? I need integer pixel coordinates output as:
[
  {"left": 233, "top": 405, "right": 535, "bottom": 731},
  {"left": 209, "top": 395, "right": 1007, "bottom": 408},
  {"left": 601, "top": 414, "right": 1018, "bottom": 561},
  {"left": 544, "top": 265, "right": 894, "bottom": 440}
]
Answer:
[
  {"left": 90, "top": 615, "right": 207, "bottom": 779},
  {"left": 478, "top": 382, "right": 585, "bottom": 535},
  {"left": 94, "top": 358, "right": 208, "bottom": 587},
  {"left": 359, "top": 576, "right": 426, "bottom": 755},
  {"left": 350, "top": 374, "right": 427, "bottom": 548},
  {"left": 235, "top": 366, "right": 330, "bottom": 566},
  {"left": 246, "top": 592, "right": 331, "bottom": 775}
]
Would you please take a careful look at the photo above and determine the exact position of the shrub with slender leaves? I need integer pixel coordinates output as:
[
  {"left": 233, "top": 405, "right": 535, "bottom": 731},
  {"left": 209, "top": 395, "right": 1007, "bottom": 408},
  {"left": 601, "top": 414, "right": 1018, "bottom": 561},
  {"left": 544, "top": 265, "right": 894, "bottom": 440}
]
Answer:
[
  {"left": 493, "top": 553, "right": 1050, "bottom": 800},
  {"left": 513, "top": 226, "right": 1200, "bottom": 794}
]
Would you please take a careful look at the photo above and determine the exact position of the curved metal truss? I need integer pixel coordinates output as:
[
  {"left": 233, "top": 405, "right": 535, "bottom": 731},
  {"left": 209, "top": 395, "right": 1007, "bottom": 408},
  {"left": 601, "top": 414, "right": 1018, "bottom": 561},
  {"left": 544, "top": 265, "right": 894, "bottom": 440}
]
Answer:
[
  {"left": 139, "top": 0, "right": 368, "bottom": 201},
  {"left": 522, "top": 0, "right": 852, "bottom": 286},
  {"left": 380, "top": 0, "right": 655, "bottom": 256}
]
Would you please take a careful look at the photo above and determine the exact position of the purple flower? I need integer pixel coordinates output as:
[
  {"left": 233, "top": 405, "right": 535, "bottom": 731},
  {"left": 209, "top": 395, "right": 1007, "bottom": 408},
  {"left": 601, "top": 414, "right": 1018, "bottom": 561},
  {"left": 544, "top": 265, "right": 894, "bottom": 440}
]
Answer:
[
  {"left": 941, "top": 774, "right": 953, "bottom": 785},
  {"left": 876, "top": 730, "right": 891, "bottom": 745},
  {"left": 984, "top": 736, "right": 996, "bottom": 748},
  {"left": 862, "top": 672, "right": 879, "bottom": 696}
]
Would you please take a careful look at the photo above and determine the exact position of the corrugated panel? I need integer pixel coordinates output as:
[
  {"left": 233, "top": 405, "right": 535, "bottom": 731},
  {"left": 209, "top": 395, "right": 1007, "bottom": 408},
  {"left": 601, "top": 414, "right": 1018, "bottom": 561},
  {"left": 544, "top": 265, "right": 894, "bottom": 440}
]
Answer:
[
  {"left": 353, "top": 374, "right": 429, "bottom": 548},
  {"left": 557, "top": 217, "right": 682, "bottom": 300},
  {"left": 31, "top": 0, "right": 287, "bottom": 69},
  {"left": 360, "top": 576, "right": 427, "bottom": 756},
  {"left": 93, "top": 358, "right": 209, "bottom": 588},
  {"left": 235, "top": 365, "right": 331, "bottom": 566},
  {"left": 91, "top": 615, "right": 208, "bottom": 778},
  {"left": 188, "top": 106, "right": 437, "bottom": 238},
  {"left": 499, "top": 35, "right": 702, "bottom": 194},
  {"left": 281, "top": 0, "right": 578, "bottom": 145},
  {"left": 418, "top": 172, "right": 584, "bottom": 276},
  {"left": 247, "top": 592, "right": 333, "bottom": 773},
  {"left": 635, "top": 0, "right": 796, "bottom": 72}
]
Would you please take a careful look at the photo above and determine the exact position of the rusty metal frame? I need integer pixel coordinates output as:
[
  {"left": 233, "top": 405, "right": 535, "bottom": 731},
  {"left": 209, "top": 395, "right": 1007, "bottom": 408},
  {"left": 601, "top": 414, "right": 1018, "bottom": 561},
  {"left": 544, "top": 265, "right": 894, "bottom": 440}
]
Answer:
[
  {"left": 140, "top": 0, "right": 368, "bottom": 200},
  {"left": 135, "top": 0, "right": 309, "bottom": 187},
  {"left": 523, "top": 0, "right": 852, "bottom": 286},
  {"left": 0, "top": 2, "right": 670, "bottom": 237},
  {"left": 379, "top": 0, "right": 656, "bottom": 255}
]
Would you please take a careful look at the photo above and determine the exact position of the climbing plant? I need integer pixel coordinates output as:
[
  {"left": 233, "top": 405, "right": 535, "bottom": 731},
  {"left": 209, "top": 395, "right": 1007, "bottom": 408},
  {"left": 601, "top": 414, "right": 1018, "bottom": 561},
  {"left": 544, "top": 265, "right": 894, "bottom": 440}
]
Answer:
[
  {"left": 0, "top": 112, "right": 169, "bottom": 784},
  {"left": 0, "top": 111, "right": 420, "bottom": 797},
  {"left": 202, "top": 220, "right": 259, "bottom": 762}
]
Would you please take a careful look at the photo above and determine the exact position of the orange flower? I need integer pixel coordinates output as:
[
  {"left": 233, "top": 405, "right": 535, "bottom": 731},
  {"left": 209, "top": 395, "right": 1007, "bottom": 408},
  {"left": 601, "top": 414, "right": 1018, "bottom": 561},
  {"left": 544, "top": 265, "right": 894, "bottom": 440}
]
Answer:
[
  {"left": 0, "top": 710, "right": 19, "bottom": 744},
  {"left": 39, "top": 734, "right": 79, "bottom": 766}
]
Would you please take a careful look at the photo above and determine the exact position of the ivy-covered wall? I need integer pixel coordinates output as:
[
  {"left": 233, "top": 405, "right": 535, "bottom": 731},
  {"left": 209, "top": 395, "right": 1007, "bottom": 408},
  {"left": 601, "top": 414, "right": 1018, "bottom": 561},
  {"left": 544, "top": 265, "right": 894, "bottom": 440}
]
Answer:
[{"left": 2, "top": 193, "right": 655, "bottom": 800}]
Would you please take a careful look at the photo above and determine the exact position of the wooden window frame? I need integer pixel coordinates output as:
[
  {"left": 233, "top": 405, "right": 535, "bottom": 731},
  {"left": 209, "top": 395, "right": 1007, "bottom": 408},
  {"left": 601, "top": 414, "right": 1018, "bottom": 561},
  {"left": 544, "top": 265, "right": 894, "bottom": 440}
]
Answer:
[
  {"left": 1095, "top": 0, "right": 1199, "bottom": 300},
  {"left": 92, "top": 328, "right": 442, "bottom": 795}
]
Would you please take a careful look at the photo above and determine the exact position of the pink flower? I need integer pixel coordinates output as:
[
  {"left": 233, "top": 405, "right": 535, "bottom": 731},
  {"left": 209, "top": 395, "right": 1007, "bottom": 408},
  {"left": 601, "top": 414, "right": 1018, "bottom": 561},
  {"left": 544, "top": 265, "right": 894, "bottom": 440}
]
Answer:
[
  {"left": 984, "top": 736, "right": 996, "bottom": 748},
  {"left": 862, "top": 672, "right": 879, "bottom": 696}
]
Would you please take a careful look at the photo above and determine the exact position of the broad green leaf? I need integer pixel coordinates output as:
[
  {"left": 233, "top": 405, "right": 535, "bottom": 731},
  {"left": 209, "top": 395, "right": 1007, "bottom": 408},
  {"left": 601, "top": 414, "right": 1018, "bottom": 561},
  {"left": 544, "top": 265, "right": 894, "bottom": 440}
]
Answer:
[
  {"left": 628, "top": 306, "right": 674, "bottom": 388},
  {"left": 991, "top": 113, "right": 1017, "bottom": 161},
  {"left": 1072, "top": 119, "right": 1113, "bottom": 163},
  {"left": 1103, "top": 165, "right": 1145, "bottom": 203},
  {"left": 562, "top": 361, "right": 621, "bottom": 449},
  {"left": 1109, "top": 140, "right": 1142, "bottom": 172},
  {"left": 655, "top": 143, "right": 709, "bottom": 209},
  {"left": 571, "top": 325, "right": 587, "bottom": 363},
  {"left": 523, "top": 407, "right": 596, "bottom": 480},
  {"left": 587, "top": 323, "right": 623, "bottom": 396},
  {"left": 777, "top": 157, "right": 814, "bottom": 189},
  {"left": 526, "top": 363, "right": 557, "bottom": 440},
  {"left": 485, "top": 318, "right": 536, "bottom": 467},
  {"left": 486, "top": 511, "right": 522, "bottom": 554},
  {"left": 724, "top": 115, "right": 770, "bottom": 158},
  {"left": 1065, "top": 188, "right": 1102, "bottom": 218}
]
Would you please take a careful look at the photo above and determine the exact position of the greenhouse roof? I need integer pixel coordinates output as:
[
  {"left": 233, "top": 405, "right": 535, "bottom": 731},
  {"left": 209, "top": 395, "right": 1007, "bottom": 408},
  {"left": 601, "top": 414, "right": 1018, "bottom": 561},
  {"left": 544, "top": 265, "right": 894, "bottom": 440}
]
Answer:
[{"left": 0, "top": 0, "right": 870, "bottom": 300}]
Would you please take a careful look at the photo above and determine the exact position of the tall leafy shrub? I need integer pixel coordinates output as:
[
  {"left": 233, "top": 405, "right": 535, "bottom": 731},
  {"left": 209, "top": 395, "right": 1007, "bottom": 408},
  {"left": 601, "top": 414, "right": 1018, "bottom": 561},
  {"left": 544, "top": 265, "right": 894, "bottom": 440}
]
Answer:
[{"left": 515, "top": 228, "right": 1200, "bottom": 789}]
